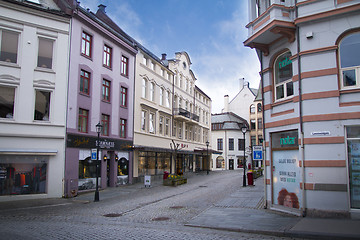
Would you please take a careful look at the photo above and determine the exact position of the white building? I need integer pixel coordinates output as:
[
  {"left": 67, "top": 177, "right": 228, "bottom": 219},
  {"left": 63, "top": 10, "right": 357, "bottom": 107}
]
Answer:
[
  {"left": 244, "top": 0, "right": 360, "bottom": 217},
  {"left": 133, "top": 50, "right": 212, "bottom": 182},
  {"left": 0, "top": 0, "right": 70, "bottom": 200}
]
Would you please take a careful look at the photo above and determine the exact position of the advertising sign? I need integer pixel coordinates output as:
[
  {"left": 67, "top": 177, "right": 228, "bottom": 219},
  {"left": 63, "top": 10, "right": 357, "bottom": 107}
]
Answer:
[
  {"left": 273, "top": 150, "right": 301, "bottom": 209},
  {"left": 253, "top": 146, "right": 263, "bottom": 160}
]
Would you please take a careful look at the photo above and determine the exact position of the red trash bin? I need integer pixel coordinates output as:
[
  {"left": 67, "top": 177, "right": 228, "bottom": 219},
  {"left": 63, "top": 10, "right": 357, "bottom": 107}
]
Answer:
[
  {"left": 247, "top": 172, "right": 254, "bottom": 185},
  {"left": 163, "top": 171, "right": 169, "bottom": 180}
]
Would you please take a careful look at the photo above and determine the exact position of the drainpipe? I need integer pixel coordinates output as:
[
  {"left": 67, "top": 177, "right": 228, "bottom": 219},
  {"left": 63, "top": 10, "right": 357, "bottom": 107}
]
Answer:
[
  {"left": 295, "top": 0, "right": 306, "bottom": 217},
  {"left": 260, "top": 50, "right": 267, "bottom": 209}
]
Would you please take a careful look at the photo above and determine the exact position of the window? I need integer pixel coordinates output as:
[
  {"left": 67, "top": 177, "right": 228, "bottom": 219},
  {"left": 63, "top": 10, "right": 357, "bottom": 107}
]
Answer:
[
  {"left": 238, "top": 139, "right": 245, "bottom": 151},
  {"left": 101, "top": 114, "right": 110, "bottom": 136},
  {"left": 251, "top": 119, "right": 256, "bottom": 130},
  {"left": 0, "top": 86, "right": 15, "bottom": 118},
  {"left": 120, "top": 87, "right": 127, "bottom": 107},
  {"left": 34, "top": 90, "right": 50, "bottom": 121},
  {"left": 81, "top": 31, "right": 92, "bottom": 57},
  {"left": 102, "top": 79, "right": 111, "bottom": 102},
  {"left": 258, "top": 118, "right": 263, "bottom": 129},
  {"left": 150, "top": 61, "right": 155, "bottom": 71},
  {"left": 143, "top": 56, "right": 147, "bottom": 65},
  {"left": 229, "top": 138, "right": 234, "bottom": 151},
  {"left": 250, "top": 104, "right": 255, "bottom": 113},
  {"left": 251, "top": 136, "right": 256, "bottom": 146},
  {"left": 142, "top": 78, "right": 147, "bottom": 98},
  {"left": 141, "top": 110, "right": 146, "bottom": 131},
  {"left": 274, "top": 51, "right": 293, "bottom": 101},
  {"left": 149, "top": 112, "right": 155, "bottom": 133},
  {"left": 78, "top": 108, "right": 88, "bottom": 133},
  {"left": 339, "top": 32, "right": 360, "bottom": 89},
  {"left": 120, "top": 118, "right": 126, "bottom": 138},
  {"left": 165, "top": 118, "right": 170, "bottom": 136},
  {"left": 103, "top": 44, "right": 112, "bottom": 68},
  {"left": 80, "top": 70, "right": 90, "bottom": 95},
  {"left": 173, "top": 121, "right": 177, "bottom": 137},
  {"left": 37, "top": 38, "right": 53, "bottom": 69},
  {"left": 178, "top": 123, "right": 182, "bottom": 139},
  {"left": 257, "top": 103, "right": 262, "bottom": 112},
  {"left": 150, "top": 82, "right": 155, "bottom": 101},
  {"left": 160, "top": 88, "right": 164, "bottom": 106},
  {"left": 0, "top": 30, "right": 19, "bottom": 63},
  {"left": 159, "top": 116, "right": 163, "bottom": 135},
  {"left": 217, "top": 138, "right": 223, "bottom": 151},
  {"left": 121, "top": 55, "right": 129, "bottom": 76},
  {"left": 166, "top": 90, "right": 170, "bottom": 108}
]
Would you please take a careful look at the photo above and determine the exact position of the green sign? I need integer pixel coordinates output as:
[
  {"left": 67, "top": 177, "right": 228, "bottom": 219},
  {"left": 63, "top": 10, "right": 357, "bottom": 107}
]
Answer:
[{"left": 272, "top": 130, "right": 298, "bottom": 149}]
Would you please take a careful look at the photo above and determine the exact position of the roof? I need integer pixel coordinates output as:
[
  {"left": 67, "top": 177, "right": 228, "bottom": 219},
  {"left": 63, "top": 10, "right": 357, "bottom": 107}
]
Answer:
[{"left": 211, "top": 112, "right": 249, "bottom": 130}]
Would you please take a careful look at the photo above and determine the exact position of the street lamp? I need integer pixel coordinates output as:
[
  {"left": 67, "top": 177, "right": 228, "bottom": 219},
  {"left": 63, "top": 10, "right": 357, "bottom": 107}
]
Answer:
[
  {"left": 206, "top": 140, "right": 209, "bottom": 175},
  {"left": 95, "top": 122, "right": 103, "bottom": 202},
  {"left": 241, "top": 125, "right": 248, "bottom": 187}
]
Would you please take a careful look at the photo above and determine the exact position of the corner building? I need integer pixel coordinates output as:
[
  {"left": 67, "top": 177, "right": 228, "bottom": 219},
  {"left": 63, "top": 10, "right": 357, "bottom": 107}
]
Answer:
[{"left": 244, "top": 0, "right": 360, "bottom": 217}]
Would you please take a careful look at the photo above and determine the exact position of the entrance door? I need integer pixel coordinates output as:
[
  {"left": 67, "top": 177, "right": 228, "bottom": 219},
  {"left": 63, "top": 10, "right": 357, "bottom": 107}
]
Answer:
[{"left": 229, "top": 159, "right": 234, "bottom": 170}]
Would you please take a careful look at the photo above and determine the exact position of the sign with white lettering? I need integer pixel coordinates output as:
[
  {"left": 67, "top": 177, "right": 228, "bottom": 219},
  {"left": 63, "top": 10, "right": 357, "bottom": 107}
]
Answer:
[
  {"left": 253, "top": 146, "right": 263, "bottom": 160},
  {"left": 91, "top": 149, "right": 97, "bottom": 161},
  {"left": 311, "top": 131, "right": 330, "bottom": 136}
]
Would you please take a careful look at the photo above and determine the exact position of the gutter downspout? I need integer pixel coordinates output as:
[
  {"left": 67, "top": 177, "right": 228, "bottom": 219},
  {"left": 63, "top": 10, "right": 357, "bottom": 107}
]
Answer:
[
  {"left": 295, "top": 0, "right": 306, "bottom": 217},
  {"left": 260, "top": 50, "right": 267, "bottom": 209}
]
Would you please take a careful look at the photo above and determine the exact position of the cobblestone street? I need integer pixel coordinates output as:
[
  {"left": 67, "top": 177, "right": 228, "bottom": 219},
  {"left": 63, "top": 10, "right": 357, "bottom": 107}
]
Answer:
[{"left": 0, "top": 171, "right": 305, "bottom": 240}]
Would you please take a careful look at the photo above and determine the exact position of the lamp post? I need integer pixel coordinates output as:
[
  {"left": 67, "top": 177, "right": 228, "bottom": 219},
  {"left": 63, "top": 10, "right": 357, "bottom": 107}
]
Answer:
[
  {"left": 241, "top": 125, "right": 248, "bottom": 187},
  {"left": 95, "top": 122, "right": 103, "bottom": 202},
  {"left": 206, "top": 140, "right": 209, "bottom": 175}
]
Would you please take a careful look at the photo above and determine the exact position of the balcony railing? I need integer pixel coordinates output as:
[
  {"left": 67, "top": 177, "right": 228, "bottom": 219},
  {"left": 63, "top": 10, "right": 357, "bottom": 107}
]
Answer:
[{"left": 173, "top": 108, "right": 199, "bottom": 122}]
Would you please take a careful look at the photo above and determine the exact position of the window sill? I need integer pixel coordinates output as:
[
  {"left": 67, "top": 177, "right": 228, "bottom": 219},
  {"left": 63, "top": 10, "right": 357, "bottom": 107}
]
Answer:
[
  {"left": 81, "top": 54, "right": 92, "bottom": 61},
  {"left": 79, "top": 92, "right": 90, "bottom": 97},
  {"left": 102, "top": 65, "right": 112, "bottom": 71},
  {"left": 35, "top": 67, "right": 55, "bottom": 74},
  {"left": 272, "top": 97, "right": 294, "bottom": 107},
  {"left": 340, "top": 88, "right": 360, "bottom": 94},
  {"left": 0, "top": 61, "right": 20, "bottom": 68},
  {"left": 101, "top": 100, "right": 111, "bottom": 104},
  {"left": 121, "top": 74, "right": 129, "bottom": 78}
]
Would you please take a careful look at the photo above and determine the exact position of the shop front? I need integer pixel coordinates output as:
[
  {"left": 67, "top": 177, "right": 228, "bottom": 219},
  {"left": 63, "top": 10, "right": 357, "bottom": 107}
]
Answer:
[
  {"left": 65, "top": 133, "right": 133, "bottom": 197},
  {"left": 271, "top": 130, "right": 302, "bottom": 214},
  {"left": 346, "top": 126, "right": 360, "bottom": 210}
]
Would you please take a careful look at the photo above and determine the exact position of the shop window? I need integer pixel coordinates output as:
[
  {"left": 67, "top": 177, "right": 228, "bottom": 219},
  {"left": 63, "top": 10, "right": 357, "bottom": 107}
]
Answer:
[
  {"left": 216, "top": 156, "right": 224, "bottom": 168},
  {"left": 0, "top": 86, "right": 15, "bottom": 119},
  {"left": 121, "top": 55, "right": 129, "bottom": 77},
  {"left": 81, "top": 31, "right": 92, "bottom": 58},
  {"left": 0, "top": 162, "right": 47, "bottom": 195},
  {"left": 78, "top": 157, "right": 99, "bottom": 190},
  {"left": 37, "top": 38, "right": 53, "bottom": 69},
  {"left": 274, "top": 51, "right": 293, "bottom": 101},
  {"left": 101, "top": 114, "right": 110, "bottom": 136},
  {"left": 339, "top": 32, "right": 360, "bottom": 89},
  {"left": 80, "top": 70, "right": 90, "bottom": 95},
  {"left": 346, "top": 126, "right": 360, "bottom": 209},
  {"left": 138, "top": 151, "right": 155, "bottom": 176},
  {"left": 120, "top": 118, "right": 126, "bottom": 138},
  {"left": 34, "top": 90, "right": 50, "bottom": 121},
  {"left": 78, "top": 108, "right": 88, "bottom": 133},
  {"left": 0, "top": 30, "right": 19, "bottom": 63}
]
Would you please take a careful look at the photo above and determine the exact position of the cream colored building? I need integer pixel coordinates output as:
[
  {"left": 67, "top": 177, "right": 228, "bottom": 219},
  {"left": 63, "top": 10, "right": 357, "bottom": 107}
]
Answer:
[{"left": 133, "top": 49, "right": 211, "bottom": 182}]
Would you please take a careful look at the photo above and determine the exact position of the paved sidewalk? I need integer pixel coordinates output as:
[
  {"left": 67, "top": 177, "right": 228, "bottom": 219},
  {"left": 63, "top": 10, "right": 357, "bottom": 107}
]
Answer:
[{"left": 186, "top": 176, "right": 360, "bottom": 240}]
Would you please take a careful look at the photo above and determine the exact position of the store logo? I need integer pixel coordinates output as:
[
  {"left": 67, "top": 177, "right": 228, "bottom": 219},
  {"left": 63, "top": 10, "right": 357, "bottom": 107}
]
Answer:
[
  {"left": 279, "top": 57, "right": 291, "bottom": 69},
  {"left": 280, "top": 136, "right": 296, "bottom": 145}
]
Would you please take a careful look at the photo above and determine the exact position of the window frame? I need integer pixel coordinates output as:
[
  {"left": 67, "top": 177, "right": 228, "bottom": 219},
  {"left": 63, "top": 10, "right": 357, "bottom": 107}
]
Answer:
[
  {"left": 101, "top": 114, "right": 110, "bottom": 136},
  {"left": 141, "top": 110, "right": 147, "bottom": 131},
  {"left": 103, "top": 44, "right": 112, "bottom": 69},
  {"left": 229, "top": 138, "right": 234, "bottom": 151},
  {"left": 102, "top": 79, "right": 111, "bottom": 102},
  {"left": 120, "top": 86, "right": 127, "bottom": 107},
  {"left": 0, "top": 30, "right": 19, "bottom": 64},
  {"left": 81, "top": 31, "right": 92, "bottom": 58},
  {"left": 142, "top": 78, "right": 147, "bottom": 99},
  {"left": 121, "top": 55, "right": 129, "bottom": 77},
  {"left": 80, "top": 69, "right": 90, "bottom": 95},
  {"left": 37, "top": 37, "right": 54, "bottom": 69},
  {"left": 120, "top": 118, "right": 126, "bottom": 138},
  {"left": 78, "top": 108, "right": 89, "bottom": 133},
  {"left": 0, "top": 85, "right": 16, "bottom": 119},
  {"left": 217, "top": 138, "right": 223, "bottom": 151},
  {"left": 34, "top": 89, "right": 51, "bottom": 121},
  {"left": 273, "top": 51, "right": 294, "bottom": 102}
]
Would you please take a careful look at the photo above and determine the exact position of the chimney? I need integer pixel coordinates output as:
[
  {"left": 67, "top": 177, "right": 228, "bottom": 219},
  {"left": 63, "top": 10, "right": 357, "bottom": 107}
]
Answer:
[
  {"left": 161, "top": 53, "right": 167, "bottom": 60},
  {"left": 239, "top": 78, "right": 245, "bottom": 90},
  {"left": 98, "top": 4, "right": 106, "bottom": 13},
  {"left": 224, "top": 95, "right": 229, "bottom": 113}
]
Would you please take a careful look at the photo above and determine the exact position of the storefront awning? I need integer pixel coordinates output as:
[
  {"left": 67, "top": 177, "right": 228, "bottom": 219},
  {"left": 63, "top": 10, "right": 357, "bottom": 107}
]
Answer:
[
  {"left": 0, "top": 149, "right": 58, "bottom": 155},
  {"left": 194, "top": 148, "right": 222, "bottom": 155}
]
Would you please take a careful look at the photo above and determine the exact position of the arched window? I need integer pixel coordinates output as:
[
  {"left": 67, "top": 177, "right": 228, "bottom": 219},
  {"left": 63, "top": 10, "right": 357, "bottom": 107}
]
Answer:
[
  {"left": 257, "top": 103, "right": 262, "bottom": 112},
  {"left": 274, "top": 51, "right": 293, "bottom": 101},
  {"left": 339, "top": 32, "right": 360, "bottom": 89},
  {"left": 250, "top": 104, "right": 256, "bottom": 114}
]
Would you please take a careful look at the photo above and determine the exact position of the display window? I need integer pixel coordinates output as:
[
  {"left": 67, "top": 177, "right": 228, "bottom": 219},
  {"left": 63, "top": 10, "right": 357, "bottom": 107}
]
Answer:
[
  {"left": 78, "top": 157, "right": 101, "bottom": 190},
  {"left": 346, "top": 126, "right": 360, "bottom": 209},
  {"left": 138, "top": 151, "right": 171, "bottom": 176},
  {"left": 0, "top": 162, "right": 47, "bottom": 195}
]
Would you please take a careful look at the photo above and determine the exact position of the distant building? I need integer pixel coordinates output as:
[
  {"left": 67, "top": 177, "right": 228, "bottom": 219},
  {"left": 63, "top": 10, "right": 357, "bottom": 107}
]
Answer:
[
  {"left": 0, "top": 0, "right": 70, "bottom": 200},
  {"left": 64, "top": 4, "right": 137, "bottom": 197},
  {"left": 244, "top": 0, "right": 360, "bottom": 217},
  {"left": 132, "top": 50, "right": 212, "bottom": 182},
  {"left": 211, "top": 112, "right": 248, "bottom": 171}
]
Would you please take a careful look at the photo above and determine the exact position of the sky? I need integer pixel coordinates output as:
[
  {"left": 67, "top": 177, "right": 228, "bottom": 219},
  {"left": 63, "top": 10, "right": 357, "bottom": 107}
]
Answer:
[{"left": 79, "top": 0, "right": 260, "bottom": 113}]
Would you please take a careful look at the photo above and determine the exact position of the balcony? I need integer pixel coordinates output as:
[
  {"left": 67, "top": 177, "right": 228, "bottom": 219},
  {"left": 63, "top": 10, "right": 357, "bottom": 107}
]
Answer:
[
  {"left": 173, "top": 108, "right": 199, "bottom": 123},
  {"left": 244, "top": 3, "right": 296, "bottom": 56}
]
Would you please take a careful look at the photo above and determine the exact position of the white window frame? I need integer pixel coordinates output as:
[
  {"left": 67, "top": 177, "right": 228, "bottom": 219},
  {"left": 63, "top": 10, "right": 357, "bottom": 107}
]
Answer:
[
  {"left": 273, "top": 51, "right": 293, "bottom": 102},
  {"left": 142, "top": 78, "right": 147, "bottom": 99},
  {"left": 0, "top": 29, "right": 20, "bottom": 64},
  {"left": 150, "top": 82, "right": 155, "bottom": 102}
]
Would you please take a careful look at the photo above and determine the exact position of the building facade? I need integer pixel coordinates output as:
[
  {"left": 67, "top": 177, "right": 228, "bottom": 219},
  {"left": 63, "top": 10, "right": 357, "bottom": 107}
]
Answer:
[
  {"left": 0, "top": 0, "right": 70, "bottom": 200},
  {"left": 244, "top": 0, "right": 360, "bottom": 217},
  {"left": 64, "top": 4, "right": 137, "bottom": 197},
  {"left": 133, "top": 50, "right": 212, "bottom": 182},
  {"left": 211, "top": 112, "right": 248, "bottom": 171}
]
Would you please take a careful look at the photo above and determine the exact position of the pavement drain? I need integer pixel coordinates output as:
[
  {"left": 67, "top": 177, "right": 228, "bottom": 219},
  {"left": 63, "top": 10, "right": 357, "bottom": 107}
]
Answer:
[
  {"left": 169, "top": 206, "right": 184, "bottom": 209},
  {"left": 103, "top": 213, "right": 123, "bottom": 217},
  {"left": 152, "top": 217, "right": 170, "bottom": 221}
]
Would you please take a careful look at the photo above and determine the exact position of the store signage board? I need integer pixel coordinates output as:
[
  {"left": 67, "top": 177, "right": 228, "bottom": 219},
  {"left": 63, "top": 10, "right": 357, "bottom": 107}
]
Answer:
[
  {"left": 91, "top": 149, "right": 97, "bottom": 161},
  {"left": 253, "top": 146, "right": 263, "bottom": 160}
]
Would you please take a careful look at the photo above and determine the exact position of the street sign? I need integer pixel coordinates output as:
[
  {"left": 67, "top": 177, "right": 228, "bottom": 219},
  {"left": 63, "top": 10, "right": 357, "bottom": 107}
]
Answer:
[
  {"left": 91, "top": 149, "right": 97, "bottom": 161},
  {"left": 253, "top": 145, "right": 263, "bottom": 160}
]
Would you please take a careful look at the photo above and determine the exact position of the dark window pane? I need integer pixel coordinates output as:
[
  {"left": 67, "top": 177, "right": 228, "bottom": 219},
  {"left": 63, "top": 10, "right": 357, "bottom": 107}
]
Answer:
[
  {"left": 342, "top": 69, "right": 356, "bottom": 87},
  {"left": 0, "top": 86, "right": 15, "bottom": 118},
  {"left": 34, "top": 90, "right": 50, "bottom": 121},
  {"left": 276, "top": 85, "right": 284, "bottom": 100},
  {"left": 287, "top": 81, "right": 294, "bottom": 96}
]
